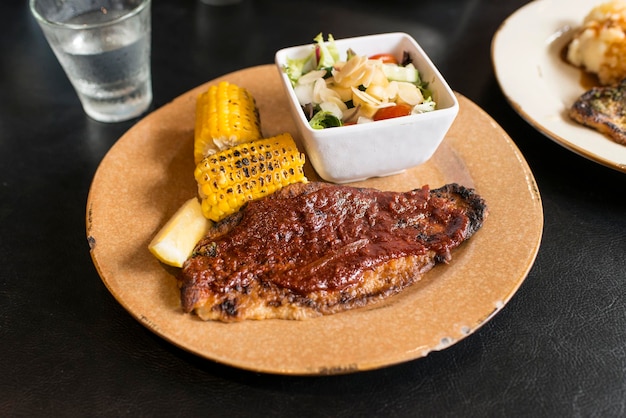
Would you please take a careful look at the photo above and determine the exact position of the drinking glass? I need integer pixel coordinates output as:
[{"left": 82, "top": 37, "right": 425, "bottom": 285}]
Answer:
[{"left": 30, "top": 0, "right": 152, "bottom": 123}]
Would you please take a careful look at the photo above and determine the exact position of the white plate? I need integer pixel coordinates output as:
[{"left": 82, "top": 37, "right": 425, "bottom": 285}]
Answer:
[{"left": 492, "top": 0, "right": 626, "bottom": 173}]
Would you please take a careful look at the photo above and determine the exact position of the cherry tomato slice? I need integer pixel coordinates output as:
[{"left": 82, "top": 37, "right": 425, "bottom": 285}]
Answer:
[
  {"left": 373, "top": 104, "right": 413, "bottom": 121},
  {"left": 369, "top": 53, "right": 398, "bottom": 64}
]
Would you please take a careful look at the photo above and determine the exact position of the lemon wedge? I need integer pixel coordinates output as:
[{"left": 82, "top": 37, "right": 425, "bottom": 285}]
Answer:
[{"left": 148, "top": 197, "right": 212, "bottom": 267}]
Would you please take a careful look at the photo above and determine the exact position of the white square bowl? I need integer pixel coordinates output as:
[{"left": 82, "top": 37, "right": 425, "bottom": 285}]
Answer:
[{"left": 275, "top": 32, "right": 459, "bottom": 183}]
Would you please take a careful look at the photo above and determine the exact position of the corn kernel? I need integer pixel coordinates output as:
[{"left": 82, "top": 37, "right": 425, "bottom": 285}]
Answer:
[{"left": 194, "top": 133, "right": 307, "bottom": 222}]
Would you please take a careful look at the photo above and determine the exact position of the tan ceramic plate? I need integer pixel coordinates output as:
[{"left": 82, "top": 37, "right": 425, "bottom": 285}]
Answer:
[{"left": 86, "top": 65, "right": 543, "bottom": 375}]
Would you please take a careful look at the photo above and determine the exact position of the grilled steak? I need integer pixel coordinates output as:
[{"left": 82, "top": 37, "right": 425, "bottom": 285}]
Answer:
[
  {"left": 569, "top": 78, "right": 626, "bottom": 145},
  {"left": 179, "top": 182, "right": 488, "bottom": 322}
]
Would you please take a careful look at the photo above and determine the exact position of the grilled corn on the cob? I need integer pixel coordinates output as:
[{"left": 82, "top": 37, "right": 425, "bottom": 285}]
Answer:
[
  {"left": 195, "top": 133, "right": 307, "bottom": 222},
  {"left": 194, "top": 81, "right": 262, "bottom": 164}
]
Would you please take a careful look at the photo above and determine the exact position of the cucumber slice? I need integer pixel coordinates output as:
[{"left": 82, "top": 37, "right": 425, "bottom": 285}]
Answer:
[{"left": 382, "top": 63, "right": 420, "bottom": 83}]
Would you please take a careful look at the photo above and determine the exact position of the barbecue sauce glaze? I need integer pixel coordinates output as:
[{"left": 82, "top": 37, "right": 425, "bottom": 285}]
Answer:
[{"left": 185, "top": 184, "right": 474, "bottom": 296}]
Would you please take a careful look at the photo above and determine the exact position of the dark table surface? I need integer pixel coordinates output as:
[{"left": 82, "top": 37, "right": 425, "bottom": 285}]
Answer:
[{"left": 2, "top": 0, "right": 625, "bottom": 416}]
